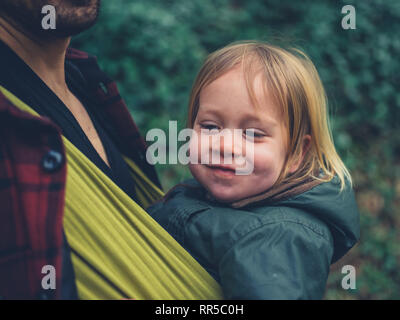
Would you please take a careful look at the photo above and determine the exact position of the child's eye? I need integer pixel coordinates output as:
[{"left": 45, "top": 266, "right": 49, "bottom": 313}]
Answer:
[
  {"left": 200, "top": 123, "right": 220, "bottom": 134},
  {"left": 243, "top": 128, "right": 266, "bottom": 139}
]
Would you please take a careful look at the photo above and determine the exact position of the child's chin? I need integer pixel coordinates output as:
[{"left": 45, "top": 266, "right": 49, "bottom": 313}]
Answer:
[{"left": 207, "top": 187, "right": 242, "bottom": 204}]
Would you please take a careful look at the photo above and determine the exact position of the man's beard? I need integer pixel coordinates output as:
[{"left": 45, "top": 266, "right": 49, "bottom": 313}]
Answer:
[{"left": 0, "top": 0, "right": 101, "bottom": 39}]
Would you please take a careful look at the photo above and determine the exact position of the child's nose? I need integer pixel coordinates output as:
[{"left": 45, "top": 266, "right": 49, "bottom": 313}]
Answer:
[{"left": 212, "top": 129, "right": 243, "bottom": 161}]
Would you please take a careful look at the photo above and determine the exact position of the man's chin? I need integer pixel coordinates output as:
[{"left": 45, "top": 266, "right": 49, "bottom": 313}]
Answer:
[
  {"left": 45, "top": 1, "right": 101, "bottom": 38},
  {"left": 43, "top": 20, "right": 98, "bottom": 38},
  {"left": 0, "top": 0, "right": 101, "bottom": 39}
]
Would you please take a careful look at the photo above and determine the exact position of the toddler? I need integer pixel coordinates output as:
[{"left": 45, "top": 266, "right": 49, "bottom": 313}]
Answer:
[{"left": 148, "top": 41, "right": 360, "bottom": 299}]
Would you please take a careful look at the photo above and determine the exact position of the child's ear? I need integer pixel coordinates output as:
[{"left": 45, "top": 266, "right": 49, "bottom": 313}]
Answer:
[{"left": 289, "top": 134, "right": 312, "bottom": 173}]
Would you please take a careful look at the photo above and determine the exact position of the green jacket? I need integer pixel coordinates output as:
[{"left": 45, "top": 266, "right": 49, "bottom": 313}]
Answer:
[{"left": 148, "top": 177, "right": 360, "bottom": 299}]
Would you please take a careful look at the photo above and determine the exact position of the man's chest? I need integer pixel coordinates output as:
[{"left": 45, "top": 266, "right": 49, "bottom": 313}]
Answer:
[{"left": 65, "top": 93, "right": 110, "bottom": 166}]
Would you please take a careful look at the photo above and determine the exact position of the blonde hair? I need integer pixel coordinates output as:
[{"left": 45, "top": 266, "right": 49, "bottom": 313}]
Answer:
[{"left": 187, "top": 40, "right": 352, "bottom": 191}]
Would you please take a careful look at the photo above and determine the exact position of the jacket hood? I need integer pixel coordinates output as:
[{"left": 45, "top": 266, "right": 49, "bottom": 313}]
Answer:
[{"left": 276, "top": 177, "right": 360, "bottom": 263}]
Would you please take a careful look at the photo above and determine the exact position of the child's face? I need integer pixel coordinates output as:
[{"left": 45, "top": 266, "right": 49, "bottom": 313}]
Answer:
[{"left": 189, "top": 66, "right": 289, "bottom": 203}]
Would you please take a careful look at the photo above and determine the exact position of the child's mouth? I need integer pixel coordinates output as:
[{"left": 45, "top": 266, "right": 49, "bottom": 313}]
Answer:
[{"left": 205, "top": 164, "right": 237, "bottom": 178}]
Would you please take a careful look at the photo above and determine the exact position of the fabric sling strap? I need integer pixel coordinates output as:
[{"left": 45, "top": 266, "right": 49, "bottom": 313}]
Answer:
[{"left": 1, "top": 86, "right": 222, "bottom": 300}]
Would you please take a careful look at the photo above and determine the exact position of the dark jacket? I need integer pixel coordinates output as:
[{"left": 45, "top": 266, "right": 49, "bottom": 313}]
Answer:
[
  {"left": 148, "top": 177, "right": 360, "bottom": 300},
  {"left": 0, "top": 48, "right": 160, "bottom": 300}
]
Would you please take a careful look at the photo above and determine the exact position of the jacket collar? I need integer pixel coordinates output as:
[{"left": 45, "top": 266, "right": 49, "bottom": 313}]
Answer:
[
  {"left": 0, "top": 47, "right": 91, "bottom": 114},
  {"left": 0, "top": 45, "right": 160, "bottom": 188},
  {"left": 229, "top": 174, "right": 323, "bottom": 208},
  {"left": 202, "top": 167, "right": 324, "bottom": 209}
]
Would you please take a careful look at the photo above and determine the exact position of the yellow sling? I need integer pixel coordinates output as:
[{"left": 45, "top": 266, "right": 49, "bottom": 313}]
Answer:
[{"left": 1, "top": 86, "right": 222, "bottom": 300}]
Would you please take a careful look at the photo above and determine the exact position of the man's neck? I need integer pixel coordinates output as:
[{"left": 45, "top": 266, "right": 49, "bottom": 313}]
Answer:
[{"left": 0, "top": 16, "right": 71, "bottom": 100}]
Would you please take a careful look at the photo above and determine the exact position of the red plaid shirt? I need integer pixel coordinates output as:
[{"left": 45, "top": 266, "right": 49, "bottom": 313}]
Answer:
[{"left": 0, "top": 48, "right": 160, "bottom": 299}]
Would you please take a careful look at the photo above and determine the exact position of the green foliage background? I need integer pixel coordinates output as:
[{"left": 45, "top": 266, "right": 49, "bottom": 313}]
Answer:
[{"left": 72, "top": 0, "right": 400, "bottom": 299}]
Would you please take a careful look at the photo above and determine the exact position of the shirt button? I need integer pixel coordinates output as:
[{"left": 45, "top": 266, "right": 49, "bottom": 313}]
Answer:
[{"left": 42, "top": 150, "right": 64, "bottom": 173}]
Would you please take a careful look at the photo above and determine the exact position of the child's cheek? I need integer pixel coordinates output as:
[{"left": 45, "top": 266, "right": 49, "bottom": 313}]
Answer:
[
  {"left": 188, "top": 129, "right": 204, "bottom": 164},
  {"left": 252, "top": 145, "right": 279, "bottom": 178},
  {"left": 195, "top": 132, "right": 215, "bottom": 164}
]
